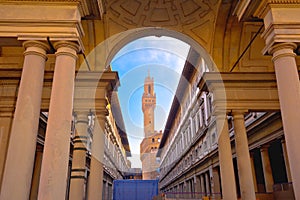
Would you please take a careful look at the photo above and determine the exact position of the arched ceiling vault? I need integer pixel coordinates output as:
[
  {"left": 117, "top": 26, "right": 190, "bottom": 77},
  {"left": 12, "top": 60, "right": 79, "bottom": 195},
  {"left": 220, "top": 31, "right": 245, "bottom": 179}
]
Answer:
[{"left": 104, "top": 0, "right": 221, "bottom": 54}]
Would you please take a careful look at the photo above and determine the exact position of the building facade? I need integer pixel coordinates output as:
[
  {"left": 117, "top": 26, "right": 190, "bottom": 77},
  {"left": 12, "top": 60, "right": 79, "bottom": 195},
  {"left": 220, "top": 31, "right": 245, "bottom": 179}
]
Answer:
[
  {"left": 157, "top": 49, "right": 295, "bottom": 200},
  {"left": 0, "top": 0, "right": 300, "bottom": 200},
  {"left": 140, "top": 73, "right": 162, "bottom": 180}
]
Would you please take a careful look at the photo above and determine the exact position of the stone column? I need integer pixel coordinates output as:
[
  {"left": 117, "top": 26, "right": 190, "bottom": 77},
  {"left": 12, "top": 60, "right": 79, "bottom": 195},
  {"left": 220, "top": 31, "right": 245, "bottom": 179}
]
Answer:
[
  {"left": 260, "top": 145, "right": 274, "bottom": 193},
  {"left": 105, "top": 180, "right": 109, "bottom": 200},
  {"left": 0, "top": 41, "right": 49, "bottom": 200},
  {"left": 0, "top": 112, "right": 13, "bottom": 188},
  {"left": 195, "top": 176, "right": 200, "bottom": 193},
  {"left": 69, "top": 111, "right": 90, "bottom": 200},
  {"left": 268, "top": 43, "right": 300, "bottom": 198},
  {"left": 205, "top": 172, "right": 210, "bottom": 196},
  {"left": 200, "top": 174, "right": 205, "bottom": 196},
  {"left": 192, "top": 176, "right": 197, "bottom": 198},
  {"left": 38, "top": 41, "right": 79, "bottom": 200},
  {"left": 232, "top": 111, "right": 256, "bottom": 200},
  {"left": 183, "top": 181, "right": 187, "bottom": 193},
  {"left": 216, "top": 113, "right": 237, "bottom": 200},
  {"left": 101, "top": 180, "right": 105, "bottom": 200},
  {"left": 281, "top": 139, "right": 292, "bottom": 182},
  {"left": 250, "top": 152, "right": 258, "bottom": 193},
  {"left": 87, "top": 114, "right": 106, "bottom": 200},
  {"left": 211, "top": 167, "right": 221, "bottom": 198},
  {"left": 29, "top": 145, "right": 43, "bottom": 200}
]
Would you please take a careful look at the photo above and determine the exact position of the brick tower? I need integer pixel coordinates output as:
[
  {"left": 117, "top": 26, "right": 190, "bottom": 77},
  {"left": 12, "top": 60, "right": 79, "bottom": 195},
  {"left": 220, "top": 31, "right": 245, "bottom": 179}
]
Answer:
[
  {"left": 142, "top": 71, "right": 156, "bottom": 137},
  {"left": 140, "top": 71, "right": 162, "bottom": 180}
]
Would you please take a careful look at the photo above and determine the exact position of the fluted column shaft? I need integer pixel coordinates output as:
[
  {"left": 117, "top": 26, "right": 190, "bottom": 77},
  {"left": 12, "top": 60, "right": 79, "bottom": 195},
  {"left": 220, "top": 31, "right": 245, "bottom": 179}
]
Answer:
[
  {"left": 233, "top": 112, "right": 256, "bottom": 200},
  {"left": 38, "top": 41, "right": 79, "bottom": 200},
  {"left": 269, "top": 42, "right": 300, "bottom": 198},
  {"left": 216, "top": 113, "right": 237, "bottom": 200},
  {"left": 0, "top": 41, "right": 49, "bottom": 200}
]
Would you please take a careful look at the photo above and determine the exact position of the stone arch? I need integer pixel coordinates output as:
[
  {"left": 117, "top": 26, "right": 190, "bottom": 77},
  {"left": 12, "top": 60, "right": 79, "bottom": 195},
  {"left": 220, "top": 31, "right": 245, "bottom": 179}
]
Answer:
[
  {"left": 104, "top": 0, "right": 221, "bottom": 54},
  {"left": 102, "top": 27, "right": 216, "bottom": 71},
  {"left": 80, "top": 26, "right": 227, "bottom": 117},
  {"left": 77, "top": 26, "right": 228, "bottom": 161}
]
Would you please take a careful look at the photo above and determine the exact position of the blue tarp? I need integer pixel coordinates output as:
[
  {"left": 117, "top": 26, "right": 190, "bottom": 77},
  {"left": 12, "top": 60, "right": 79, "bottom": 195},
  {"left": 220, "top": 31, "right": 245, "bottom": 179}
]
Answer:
[{"left": 113, "top": 180, "right": 159, "bottom": 200}]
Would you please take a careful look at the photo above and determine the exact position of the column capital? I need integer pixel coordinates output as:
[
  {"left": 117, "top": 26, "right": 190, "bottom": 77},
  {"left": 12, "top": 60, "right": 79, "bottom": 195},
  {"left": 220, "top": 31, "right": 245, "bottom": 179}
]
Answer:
[
  {"left": 231, "top": 110, "right": 248, "bottom": 118},
  {"left": 23, "top": 40, "right": 50, "bottom": 59},
  {"left": 254, "top": 0, "right": 300, "bottom": 54},
  {"left": 74, "top": 111, "right": 89, "bottom": 125},
  {"left": 74, "top": 110, "right": 95, "bottom": 119},
  {"left": 54, "top": 41, "right": 80, "bottom": 59},
  {"left": 260, "top": 144, "right": 270, "bottom": 152},
  {"left": 268, "top": 42, "right": 297, "bottom": 61}
]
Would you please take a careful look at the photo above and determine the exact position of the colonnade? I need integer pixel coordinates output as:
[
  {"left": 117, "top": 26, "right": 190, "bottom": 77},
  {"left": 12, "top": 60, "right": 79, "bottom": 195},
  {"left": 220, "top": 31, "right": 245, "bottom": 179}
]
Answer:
[
  {"left": 217, "top": 47, "right": 299, "bottom": 199},
  {"left": 0, "top": 40, "right": 107, "bottom": 200},
  {"left": 1, "top": 40, "right": 51, "bottom": 200},
  {"left": 164, "top": 112, "right": 292, "bottom": 200}
]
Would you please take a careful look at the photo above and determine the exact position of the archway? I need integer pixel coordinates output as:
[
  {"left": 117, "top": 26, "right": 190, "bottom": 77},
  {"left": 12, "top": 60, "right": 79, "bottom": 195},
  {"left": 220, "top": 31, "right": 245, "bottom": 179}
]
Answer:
[{"left": 74, "top": 27, "right": 227, "bottom": 197}]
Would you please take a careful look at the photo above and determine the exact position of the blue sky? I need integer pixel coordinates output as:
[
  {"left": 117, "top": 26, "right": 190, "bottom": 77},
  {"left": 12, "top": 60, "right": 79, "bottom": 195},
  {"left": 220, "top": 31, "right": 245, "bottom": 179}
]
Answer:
[{"left": 111, "top": 36, "right": 190, "bottom": 168}]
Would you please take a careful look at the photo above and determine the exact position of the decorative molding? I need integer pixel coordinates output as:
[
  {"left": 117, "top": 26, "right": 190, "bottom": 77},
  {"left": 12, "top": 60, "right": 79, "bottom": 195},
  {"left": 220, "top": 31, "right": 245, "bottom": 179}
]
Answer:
[
  {"left": 0, "top": 69, "right": 119, "bottom": 112},
  {"left": 268, "top": 42, "right": 297, "bottom": 61},
  {"left": 0, "top": 2, "right": 85, "bottom": 51},
  {"left": 233, "top": 0, "right": 251, "bottom": 21},
  {"left": 238, "top": 23, "right": 273, "bottom": 71},
  {"left": 199, "top": 72, "right": 281, "bottom": 112},
  {"left": 254, "top": 0, "right": 300, "bottom": 18},
  {"left": 104, "top": 0, "right": 220, "bottom": 52},
  {"left": 253, "top": 0, "right": 300, "bottom": 53},
  {"left": 261, "top": 23, "right": 300, "bottom": 54}
]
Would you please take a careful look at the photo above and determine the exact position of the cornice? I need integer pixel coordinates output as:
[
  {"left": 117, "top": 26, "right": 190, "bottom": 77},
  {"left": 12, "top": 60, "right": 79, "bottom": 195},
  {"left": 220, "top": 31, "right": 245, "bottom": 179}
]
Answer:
[
  {"left": 251, "top": 0, "right": 300, "bottom": 54},
  {"left": 198, "top": 72, "right": 281, "bottom": 112},
  {"left": 254, "top": 0, "right": 300, "bottom": 18},
  {"left": 0, "top": 2, "right": 85, "bottom": 51},
  {"left": 0, "top": 69, "right": 120, "bottom": 112},
  {"left": 0, "top": 0, "right": 104, "bottom": 19}
]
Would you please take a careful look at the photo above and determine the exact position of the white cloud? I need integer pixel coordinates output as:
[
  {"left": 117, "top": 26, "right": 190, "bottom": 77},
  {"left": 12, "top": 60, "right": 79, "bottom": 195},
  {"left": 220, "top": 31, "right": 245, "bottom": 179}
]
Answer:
[{"left": 111, "top": 36, "right": 190, "bottom": 168}]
